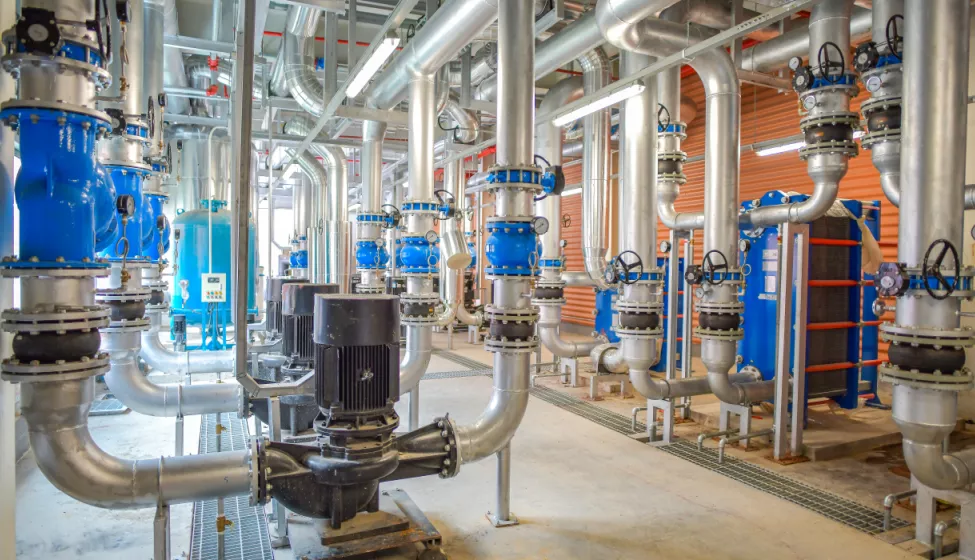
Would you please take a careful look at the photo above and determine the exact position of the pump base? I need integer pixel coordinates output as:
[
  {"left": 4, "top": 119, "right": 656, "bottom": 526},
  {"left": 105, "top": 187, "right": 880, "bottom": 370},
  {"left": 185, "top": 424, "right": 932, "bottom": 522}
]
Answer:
[{"left": 288, "top": 488, "right": 445, "bottom": 560}]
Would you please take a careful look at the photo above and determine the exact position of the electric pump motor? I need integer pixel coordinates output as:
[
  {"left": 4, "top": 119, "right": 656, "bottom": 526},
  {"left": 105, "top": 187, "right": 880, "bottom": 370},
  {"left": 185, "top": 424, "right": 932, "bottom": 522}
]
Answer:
[
  {"left": 280, "top": 283, "right": 339, "bottom": 366},
  {"left": 266, "top": 277, "right": 307, "bottom": 335},
  {"left": 265, "top": 294, "right": 459, "bottom": 529}
]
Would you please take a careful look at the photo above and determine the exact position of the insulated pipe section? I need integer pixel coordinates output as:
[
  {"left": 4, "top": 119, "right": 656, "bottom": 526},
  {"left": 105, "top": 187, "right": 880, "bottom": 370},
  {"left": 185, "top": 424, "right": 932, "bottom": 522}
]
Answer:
[
  {"left": 887, "top": 0, "right": 975, "bottom": 492},
  {"left": 286, "top": 116, "right": 350, "bottom": 288},
  {"left": 742, "top": 1, "right": 856, "bottom": 227},
  {"left": 862, "top": 0, "right": 904, "bottom": 208},
  {"left": 595, "top": 5, "right": 770, "bottom": 404},
  {"left": 161, "top": 0, "right": 190, "bottom": 114},
  {"left": 141, "top": 309, "right": 234, "bottom": 375},
  {"left": 739, "top": 8, "right": 872, "bottom": 72},
  {"left": 399, "top": 325, "right": 432, "bottom": 395},
  {"left": 21, "top": 378, "right": 253, "bottom": 508},
  {"left": 538, "top": 303, "right": 601, "bottom": 358},
  {"left": 104, "top": 331, "right": 240, "bottom": 416},
  {"left": 283, "top": 5, "right": 325, "bottom": 116},
  {"left": 357, "top": 119, "right": 388, "bottom": 293},
  {"left": 580, "top": 48, "right": 613, "bottom": 289}
]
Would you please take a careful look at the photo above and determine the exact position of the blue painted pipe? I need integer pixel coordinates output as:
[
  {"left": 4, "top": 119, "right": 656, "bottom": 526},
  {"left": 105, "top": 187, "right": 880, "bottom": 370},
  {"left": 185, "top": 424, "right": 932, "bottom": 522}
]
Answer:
[
  {"left": 93, "top": 163, "right": 119, "bottom": 253},
  {"left": 142, "top": 193, "right": 171, "bottom": 262},
  {"left": 4, "top": 108, "right": 115, "bottom": 266}
]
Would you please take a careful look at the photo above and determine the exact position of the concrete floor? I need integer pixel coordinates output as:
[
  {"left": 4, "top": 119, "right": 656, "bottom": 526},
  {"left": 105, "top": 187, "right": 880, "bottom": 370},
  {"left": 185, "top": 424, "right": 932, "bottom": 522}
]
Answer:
[{"left": 13, "top": 334, "right": 922, "bottom": 559}]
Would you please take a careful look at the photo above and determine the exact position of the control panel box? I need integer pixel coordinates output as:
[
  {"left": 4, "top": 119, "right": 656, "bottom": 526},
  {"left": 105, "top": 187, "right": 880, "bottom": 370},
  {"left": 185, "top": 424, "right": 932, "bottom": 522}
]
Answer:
[{"left": 201, "top": 273, "right": 227, "bottom": 303}]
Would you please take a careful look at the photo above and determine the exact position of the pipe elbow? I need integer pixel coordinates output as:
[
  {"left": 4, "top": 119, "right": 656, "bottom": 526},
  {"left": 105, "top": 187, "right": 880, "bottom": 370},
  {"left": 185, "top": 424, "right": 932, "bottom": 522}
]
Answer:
[
  {"left": 399, "top": 325, "right": 432, "bottom": 394},
  {"left": 901, "top": 439, "right": 973, "bottom": 491},
  {"left": 538, "top": 323, "right": 600, "bottom": 358},
  {"left": 454, "top": 354, "right": 530, "bottom": 465}
]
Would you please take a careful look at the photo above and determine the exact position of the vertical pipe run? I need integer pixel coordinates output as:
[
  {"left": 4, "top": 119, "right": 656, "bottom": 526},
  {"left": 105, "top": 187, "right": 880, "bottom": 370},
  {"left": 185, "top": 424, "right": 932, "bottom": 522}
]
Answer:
[
  {"left": 886, "top": 0, "right": 975, "bottom": 492},
  {"left": 0, "top": 0, "right": 14, "bottom": 553},
  {"left": 234, "top": 0, "right": 257, "bottom": 384}
]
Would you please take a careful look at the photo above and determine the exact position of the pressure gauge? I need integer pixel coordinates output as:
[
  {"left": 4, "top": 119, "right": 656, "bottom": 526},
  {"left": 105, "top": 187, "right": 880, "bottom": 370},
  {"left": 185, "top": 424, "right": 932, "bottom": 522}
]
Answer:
[
  {"left": 738, "top": 239, "right": 751, "bottom": 253},
  {"left": 788, "top": 56, "right": 803, "bottom": 71},
  {"left": 659, "top": 240, "right": 671, "bottom": 254},
  {"left": 424, "top": 230, "right": 439, "bottom": 244},
  {"left": 532, "top": 216, "right": 549, "bottom": 235},
  {"left": 375, "top": 238, "right": 385, "bottom": 248},
  {"left": 116, "top": 194, "right": 135, "bottom": 218}
]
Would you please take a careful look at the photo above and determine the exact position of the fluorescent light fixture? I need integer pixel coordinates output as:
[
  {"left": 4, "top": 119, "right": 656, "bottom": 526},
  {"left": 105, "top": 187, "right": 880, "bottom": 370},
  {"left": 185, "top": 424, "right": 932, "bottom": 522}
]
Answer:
[
  {"left": 755, "top": 140, "right": 805, "bottom": 157},
  {"left": 561, "top": 187, "right": 583, "bottom": 197},
  {"left": 551, "top": 84, "right": 646, "bottom": 127},
  {"left": 345, "top": 35, "right": 400, "bottom": 99}
]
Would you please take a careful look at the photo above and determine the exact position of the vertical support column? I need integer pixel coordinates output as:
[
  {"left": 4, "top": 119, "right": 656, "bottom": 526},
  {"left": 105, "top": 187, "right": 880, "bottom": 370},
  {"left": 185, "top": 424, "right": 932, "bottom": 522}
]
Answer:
[
  {"left": 773, "top": 223, "right": 796, "bottom": 460},
  {"left": 153, "top": 503, "right": 171, "bottom": 560},
  {"left": 680, "top": 237, "right": 694, "bottom": 419},
  {"left": 347, "top": 0, "right": 358, "bottom": 71},
  {"left": 0, "top": 2, "right": 15, "bottom": 557},
  {"left": 232, "top": 0, "right": 256, "bottom": 383},
  {"left": 791, "top": 226, "right": 810, "bottom": 458},
  {"left": 488, "top": 444, "right": 518, "bottom": 526}
]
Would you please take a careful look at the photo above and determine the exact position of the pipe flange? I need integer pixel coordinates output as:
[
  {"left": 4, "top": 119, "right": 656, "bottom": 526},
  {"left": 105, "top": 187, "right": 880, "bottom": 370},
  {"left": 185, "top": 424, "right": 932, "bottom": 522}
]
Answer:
[
  {"left": 880, "top": 323, "right": 975, "bottom": 348},
  {"left": 484, "top": 304, "right": 539, "bottom": 324},
  {"left": 860, "top": 130, "right": 900, "bottom": 150},
  {"left": 400, "top": 199, "right": 441, "bottom": 217},
  {"left": 531, "top": 297, "right": 566, "bottom": 308},
  {"left": 101, "top": 158, "right": 153, "bottom": 173},
  {"left": 1, "top": 53, "right": 113, "bottom": 90},
  {"left": 694, "top": 326, "right": 744, "bottom": 341},
  {"left": 484, "top": 335, "right": 538, "bottom": 354},
  {"left": 614, "top": 299, "right": 663, "bottom": 314},
  {"left": 485, "top": 165, "right": 543, "bottom": 193},
  {"left": 1, "top": 352, "right": 110, "bottom": 383},
  {"left": 355, "top": 283, "right": 386, "bottom": 295},
  {"left": 799, "top": 140, "right": 859, "bottom": 159},
  {"left": 879, "top": 363, "right": 974, "bottom": 392},
  {"left": 799, "top": 112, "right": 860, "bottom": 131},
  {"left": 695, "top": 300, "right": 744, "bottom": 315},
  {"left": 1, "top": 305, "right": 110, "bottom": 333},
  {"left": 615, "top": 326, "right": 664, "bottom": 339},
  {"left": 435, "top": 415, "right": 460, "bottom": 477},
  {"left": 96, "top": 287, "right": 152, "bottom": 302},
  {"left": 861, "top": 95, "right": 902, "bottom": 115},
  {"left": 102, "top": 317, "right": 151, "bottom": 333},
  {"left": 0, "top": 264, "right": 109, "bottom": 278},
  {"left": 250, "top": 436, "right": 268, "bottom": 506}
]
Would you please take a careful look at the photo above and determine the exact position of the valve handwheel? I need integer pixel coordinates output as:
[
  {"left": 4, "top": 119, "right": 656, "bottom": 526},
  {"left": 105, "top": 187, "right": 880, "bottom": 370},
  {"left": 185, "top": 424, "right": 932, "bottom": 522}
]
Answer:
[
  {"left": 380, "top": 204, "right": 401, "bottom": 229},
  {"left": 657, "top": 104, "right": 671, "bottom": 132},
  {"left": 701, "top": 250, "right": 729, "bottom": 285},
  {"left": 434, "top": 189, "right": 456, "bottom": 219},
  {"left": 817, "top": 41, "right": 846, "bottom": 84},
  {"left": 922, "top": 238, "right": 960, "bottom": 301},
  {"left": 612, "top": 250, "right": 644, "bottom": 286}
]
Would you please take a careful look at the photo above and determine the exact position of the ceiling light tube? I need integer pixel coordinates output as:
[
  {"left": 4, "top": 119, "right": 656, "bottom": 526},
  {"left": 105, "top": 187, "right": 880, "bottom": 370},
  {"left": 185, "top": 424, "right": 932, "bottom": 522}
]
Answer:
[
  {"left": 560, "top": 187, "right": 583, "bottom": 197},
  {"left": 754, "top": 140, "right": 805, "bottom": 157},
  {"left": 551, "top": 84, "right": 646, "bottom": 128},
  {"left": 345, "top": 35, "right": 401, "bottom": 99}
]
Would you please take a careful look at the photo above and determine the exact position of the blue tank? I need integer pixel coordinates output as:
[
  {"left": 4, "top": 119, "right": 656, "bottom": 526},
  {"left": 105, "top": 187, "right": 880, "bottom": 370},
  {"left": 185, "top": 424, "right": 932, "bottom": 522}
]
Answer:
[{"left": 171, "top": 201, "right": 257, "bottom": 325}]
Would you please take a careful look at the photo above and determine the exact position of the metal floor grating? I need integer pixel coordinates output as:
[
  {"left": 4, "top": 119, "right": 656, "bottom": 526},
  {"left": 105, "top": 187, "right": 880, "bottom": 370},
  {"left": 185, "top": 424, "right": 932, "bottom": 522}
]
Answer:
[
  {"left": 434, "top": 350, "right": 909, "bottom": 536},
  {"left": 423, "top": 368, "right": 493, "bottom": 380},
  {"left": 190, "top": 412, "right": 274, "bottom": 560},
  {"left": 89, "top": 397, "right": 129, "bottom": 416}
]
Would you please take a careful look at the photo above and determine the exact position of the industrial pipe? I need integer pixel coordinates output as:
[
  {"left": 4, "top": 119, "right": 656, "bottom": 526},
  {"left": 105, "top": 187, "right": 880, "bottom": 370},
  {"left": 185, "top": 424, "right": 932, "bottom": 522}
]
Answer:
[
  {"left": 887, "top": 0, "right": 975, "bottom": 492},
  {"left": 104, "top": 328, "right": 240, "bottom": 417},
  {"left": 141, "top": 308, "right": 235, "bottom": 375},
  {"left": 580, "top": 48, "right": 614, "bottom": 289},
  {"left": 21, "top": 378, "right": 253, "bottom": 508},
  {"left": 161, "top": 0, "right": 190, "bottom": 114},
  {"left": 453, "top": 0, "right": 535, "bottom": 466}
]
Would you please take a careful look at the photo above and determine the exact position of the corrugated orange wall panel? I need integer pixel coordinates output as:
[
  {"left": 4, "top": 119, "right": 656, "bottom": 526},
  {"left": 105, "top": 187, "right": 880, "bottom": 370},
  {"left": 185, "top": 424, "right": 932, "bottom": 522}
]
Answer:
[{"left": 562, "top": 75, "right": 898, "bottom": 344}]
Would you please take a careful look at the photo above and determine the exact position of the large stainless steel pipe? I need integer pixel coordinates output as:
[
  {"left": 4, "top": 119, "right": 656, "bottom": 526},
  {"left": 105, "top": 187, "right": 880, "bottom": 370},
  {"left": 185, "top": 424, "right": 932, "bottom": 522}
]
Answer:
[
  {"left": 739, "top": 8, "right": 872, "bottom": 72},
  {"left": 21, "top": 378, "right": 253, "bottom": 508},
  {"left": 454, "top": 0, "right": 534, "bottom": 466},
  {"left": 286, "top": 117, "right": 349, "bottom": 288},
  {"left": 161, "top": 0, "right": 190, "bottom": 114},
  {"left": 283, "top": 5, "right": 325, "bottom": 116},
  {"left": 890, "top": 0, "right": 975, "bottom": 491},
  {"left": 104, "top": 329, "right": 240, "bottom": 416},
  {"left": 580, "top": 48, "right": 613, "bottom": 289},
  {"left": 141, "top": 308, "right": 234, "bottom": 375}
]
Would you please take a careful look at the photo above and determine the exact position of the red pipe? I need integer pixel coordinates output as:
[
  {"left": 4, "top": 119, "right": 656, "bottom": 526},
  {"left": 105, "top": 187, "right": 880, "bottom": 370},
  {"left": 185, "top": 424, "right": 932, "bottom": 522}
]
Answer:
[
  {"left": 808, "top": 279, "right": 858, "bottom": 287},
  {"left": 806, "top": 321, "right": 857, "bottom": 331},
  {"left": 806, "top": 362, "right": 856, "bottom": 374},
  {"left": 810, "top": 238, "right": 859, "bottom": 247}
]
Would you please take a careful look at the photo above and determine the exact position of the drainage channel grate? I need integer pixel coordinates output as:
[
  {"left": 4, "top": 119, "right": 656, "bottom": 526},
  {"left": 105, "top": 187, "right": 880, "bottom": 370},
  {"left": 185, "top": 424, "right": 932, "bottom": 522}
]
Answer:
[
  {"left": 190, "top": 412, "right": 274, "bottom": 560},
  {"left": 423, "top": 368, "right": 493, "bottom": 380},
  {"left": 88, "top": 397, "right": 129, "bottom": 416},
  {"left": 660, "top": 440, "right": 910, "bottom": 534},
  {"left": 432, "top": 351, "right": 908, "bottom": 536},
  {"left": 432, "top": 349, "right": 491, "bottom": 370}
]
